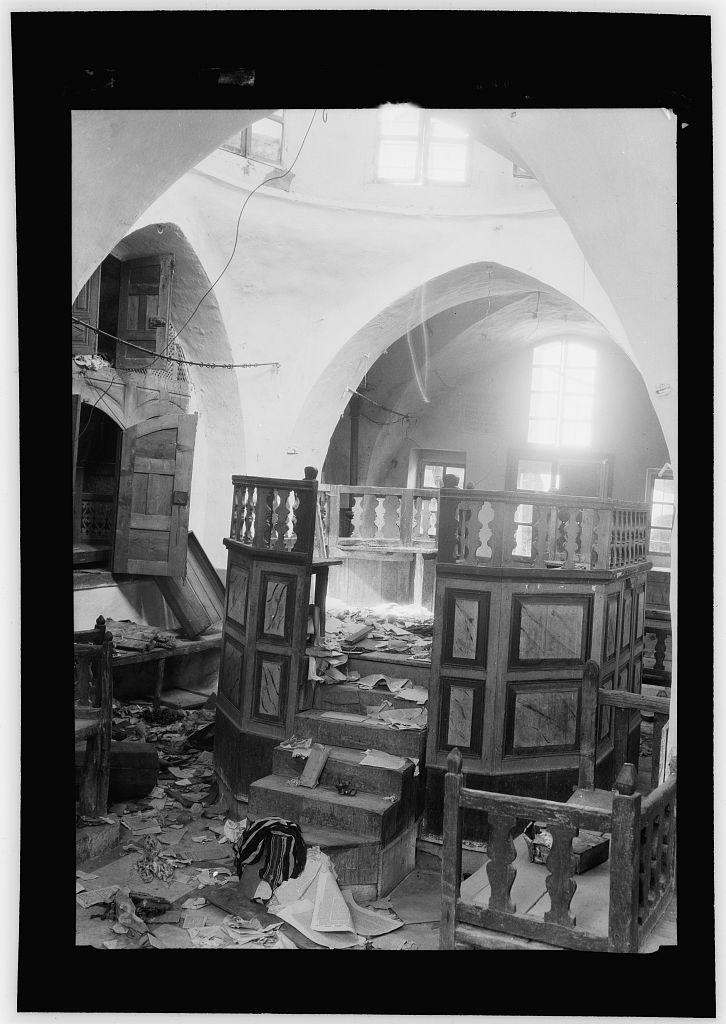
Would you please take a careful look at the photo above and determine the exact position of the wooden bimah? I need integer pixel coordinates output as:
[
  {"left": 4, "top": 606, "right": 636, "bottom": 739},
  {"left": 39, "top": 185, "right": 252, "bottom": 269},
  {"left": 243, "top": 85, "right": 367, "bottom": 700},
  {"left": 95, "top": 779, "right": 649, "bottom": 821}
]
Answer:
[{"left": 214, "top": 473, "right": 341, "bottom": 809}]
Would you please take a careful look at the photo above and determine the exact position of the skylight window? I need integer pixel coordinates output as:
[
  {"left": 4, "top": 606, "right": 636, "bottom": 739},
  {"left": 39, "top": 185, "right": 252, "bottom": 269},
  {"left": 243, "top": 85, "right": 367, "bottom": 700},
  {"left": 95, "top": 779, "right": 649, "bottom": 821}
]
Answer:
[{"left": 377, "top": 106, "right": 469, "bottom": 185}]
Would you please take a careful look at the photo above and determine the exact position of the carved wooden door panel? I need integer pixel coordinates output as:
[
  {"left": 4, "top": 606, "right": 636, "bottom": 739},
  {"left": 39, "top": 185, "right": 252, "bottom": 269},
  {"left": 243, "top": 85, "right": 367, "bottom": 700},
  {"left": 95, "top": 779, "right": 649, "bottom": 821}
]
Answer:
[
  {"left": 72, "top": 266, "right": 101, "bottom": 355},
  {"left": 112, "top": 412, "right": 197, "bottom": 576},
  {"left": 115, "top": 254, "right": 174, "bottom": 370}
]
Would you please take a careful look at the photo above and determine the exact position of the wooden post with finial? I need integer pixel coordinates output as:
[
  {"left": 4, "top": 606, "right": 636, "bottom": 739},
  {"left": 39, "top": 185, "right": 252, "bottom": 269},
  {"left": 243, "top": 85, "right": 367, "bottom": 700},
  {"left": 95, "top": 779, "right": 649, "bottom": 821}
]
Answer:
[
  {"left": 441, "top": 747, "right": 463, "bottom": 949},
  {"left": 608, "top": 763, "right": 642, "bottom": 951}
]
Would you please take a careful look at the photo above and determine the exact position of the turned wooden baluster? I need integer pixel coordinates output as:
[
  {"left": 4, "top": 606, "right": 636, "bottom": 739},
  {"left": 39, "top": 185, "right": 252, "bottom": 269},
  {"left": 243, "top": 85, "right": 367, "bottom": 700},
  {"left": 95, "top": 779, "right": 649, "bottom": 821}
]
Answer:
[
  {"left": 543, "top": 825, "right": 578, "bottom": 928},
  {"left": 230, "top": 483, "right": 240, "bottom": 540},
  {"left": 429, "top": 496, "right": 438, "bottom": 539},
  {"left": 561, "top": 508, "right": 580, "bottom": 567},
  {"left": 486, "top": 813, "right": 518, "bottom": 914},
  {"left": 654, "top": 628, "right": 668, "bottom": 675},
  {"left": 580, "top": 508, "right": 595, "bottom": 568},
  {"left": 243, "top": 486, "right": 256, "bottom": 544},
  {"left": 545, "top": 504, "right": 558, "bottom": 562},
  {"left": 284, "top": 490, "right": 299, "bottom": 551},
  {"left": 499, "top": 501, "right": 518, "bottom": 566},
  {"left": 272, "top": 489, "right": 289, "bottom": 550},
  {"left": 374, "top": 494, "right": 386, "bottom": 539},
  {"left": 530, "top": 502, "right": 544, "bottom": 566},
  {"left": 453, "top": 500, "right": 467, "bottom": 562},
  {"left": 350, "top": 494, "right": 365, "bottom": 539}
]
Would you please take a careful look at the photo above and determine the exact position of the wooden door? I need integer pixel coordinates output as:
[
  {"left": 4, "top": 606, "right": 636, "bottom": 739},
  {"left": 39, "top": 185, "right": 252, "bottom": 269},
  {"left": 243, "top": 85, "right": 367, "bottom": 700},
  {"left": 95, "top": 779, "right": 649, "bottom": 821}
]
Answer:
[
  {"left": 115, "top": 254, "right": 174, "bottom": 370},
  {"left": 113, "top": 412, "right": 197, "bottom": 576},
  {"left": 72, "top": 267, "right": 101, "bottom": 355}
]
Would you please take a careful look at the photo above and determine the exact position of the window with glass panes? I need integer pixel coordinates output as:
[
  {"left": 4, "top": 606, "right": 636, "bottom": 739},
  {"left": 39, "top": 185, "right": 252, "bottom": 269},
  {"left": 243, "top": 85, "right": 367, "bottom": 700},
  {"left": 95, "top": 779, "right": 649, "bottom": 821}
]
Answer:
[
  {"left": 377, "top": 106, "right": 469, "bottom": 185},
  {"left": 221, "top": 111, "right": 284, "bottom": 166},
  {"left": 646, "top": 469, "right": 675, "bottom": 554},
  {"left": 528, "top": 341, "right": 596, "bottom": 447}
]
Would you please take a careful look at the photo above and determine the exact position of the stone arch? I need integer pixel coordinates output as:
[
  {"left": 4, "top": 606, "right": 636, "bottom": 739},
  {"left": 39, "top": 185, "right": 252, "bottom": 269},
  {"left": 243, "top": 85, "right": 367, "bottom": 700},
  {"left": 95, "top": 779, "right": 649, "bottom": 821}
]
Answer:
[{"left": 292, "top": 259, "right": 657, "bottom": 476}]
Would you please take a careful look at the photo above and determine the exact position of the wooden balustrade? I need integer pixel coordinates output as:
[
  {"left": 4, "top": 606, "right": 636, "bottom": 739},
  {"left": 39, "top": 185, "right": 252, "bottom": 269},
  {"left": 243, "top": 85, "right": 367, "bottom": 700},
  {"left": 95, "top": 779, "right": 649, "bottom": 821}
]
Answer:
[
  {"left": 229, "top": 475, "right": 317, "bottom": 559},
  {"left": 319, "top": 484, "right": 439, "bottom": 552},
  {"left": 442, "top": 744, "right": 676, "bottom": 953},
  {"left": 437, "top": 488, "right": 650, "bottom": 571}
]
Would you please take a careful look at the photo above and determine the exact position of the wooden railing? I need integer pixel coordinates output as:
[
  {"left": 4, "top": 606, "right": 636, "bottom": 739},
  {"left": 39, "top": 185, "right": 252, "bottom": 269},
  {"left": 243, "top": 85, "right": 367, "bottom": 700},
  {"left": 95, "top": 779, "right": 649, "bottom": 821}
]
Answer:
[
  {"left": 436, "top": 489, "right": 650, "bottom": 571},
  {"left": 442, "top": 749, "right": 676, "bottom": 953},
  {"left": 319, "top": 484, "right": 439, "bottom": 552},
  {"left": 229, "top": 475, "right": 317, "bottom": 559},
  {"left": 644, "top": 616, "right": 672, "bottom": 686}
]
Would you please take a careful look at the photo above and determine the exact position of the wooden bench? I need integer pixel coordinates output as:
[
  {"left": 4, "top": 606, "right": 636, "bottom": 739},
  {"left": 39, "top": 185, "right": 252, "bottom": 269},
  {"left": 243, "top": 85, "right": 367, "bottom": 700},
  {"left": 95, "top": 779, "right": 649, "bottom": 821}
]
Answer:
[
  {"left": 74, "top": 617, "right": 113, "bottom": 817},
  {"left": 441, "top": 663, "right": 676, "bottom": 952}
]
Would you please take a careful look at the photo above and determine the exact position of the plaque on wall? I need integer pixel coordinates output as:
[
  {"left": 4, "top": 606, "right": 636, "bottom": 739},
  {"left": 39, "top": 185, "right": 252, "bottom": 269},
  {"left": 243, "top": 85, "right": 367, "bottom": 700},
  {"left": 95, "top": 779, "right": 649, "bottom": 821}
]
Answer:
[{"left": 509, "top": 595, "right": 591, "bottom": 667}]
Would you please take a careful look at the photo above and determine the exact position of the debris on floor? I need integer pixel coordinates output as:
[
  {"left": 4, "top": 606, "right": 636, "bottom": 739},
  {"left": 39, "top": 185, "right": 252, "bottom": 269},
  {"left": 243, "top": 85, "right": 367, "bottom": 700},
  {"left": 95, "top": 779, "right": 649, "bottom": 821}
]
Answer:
[{"left": 323, "top": 599, "right": 434, "bottom": 661}]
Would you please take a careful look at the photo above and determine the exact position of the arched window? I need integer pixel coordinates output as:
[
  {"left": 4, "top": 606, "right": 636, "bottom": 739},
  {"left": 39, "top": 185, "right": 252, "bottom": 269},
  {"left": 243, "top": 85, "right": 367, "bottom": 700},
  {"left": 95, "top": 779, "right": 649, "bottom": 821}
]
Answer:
[{"left": 527, "top": 341, "right": 596, "bottom": 447}]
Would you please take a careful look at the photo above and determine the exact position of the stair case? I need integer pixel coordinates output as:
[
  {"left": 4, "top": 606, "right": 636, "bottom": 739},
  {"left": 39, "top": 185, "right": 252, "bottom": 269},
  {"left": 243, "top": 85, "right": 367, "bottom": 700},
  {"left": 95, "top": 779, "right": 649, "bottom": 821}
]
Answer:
[{"left": 247, "top": 680, "right": 428, "bottom": 900}]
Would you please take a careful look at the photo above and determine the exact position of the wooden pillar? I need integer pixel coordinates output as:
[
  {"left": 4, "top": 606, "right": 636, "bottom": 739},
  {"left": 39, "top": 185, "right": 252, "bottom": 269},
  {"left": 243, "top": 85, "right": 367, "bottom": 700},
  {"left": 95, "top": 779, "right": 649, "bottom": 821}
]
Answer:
[
  {"left": 441, "top": 748, "right": 463, "bottom": 949},
  {"left": 608, "top": 789, "right": 642, "bottom": 952}
]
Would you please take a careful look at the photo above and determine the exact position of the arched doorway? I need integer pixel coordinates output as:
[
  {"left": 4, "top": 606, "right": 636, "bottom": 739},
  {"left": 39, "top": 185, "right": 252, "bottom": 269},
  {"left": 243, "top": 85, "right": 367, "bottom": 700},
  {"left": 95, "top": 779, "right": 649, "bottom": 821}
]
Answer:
[{"left": 72, "top": 403, "right": 122, "bottom": 568}]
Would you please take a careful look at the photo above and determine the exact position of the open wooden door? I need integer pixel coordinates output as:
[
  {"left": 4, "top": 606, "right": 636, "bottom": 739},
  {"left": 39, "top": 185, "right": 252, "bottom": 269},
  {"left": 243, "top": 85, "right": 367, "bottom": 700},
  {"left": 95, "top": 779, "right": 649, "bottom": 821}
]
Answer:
[{"left": 113, "top": 412, "right": 197, "bottom": 576}]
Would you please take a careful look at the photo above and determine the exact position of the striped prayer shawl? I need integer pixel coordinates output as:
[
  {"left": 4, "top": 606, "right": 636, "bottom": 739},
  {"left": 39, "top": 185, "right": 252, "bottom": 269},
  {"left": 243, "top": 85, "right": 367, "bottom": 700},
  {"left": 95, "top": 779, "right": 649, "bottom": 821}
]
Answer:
[{"left": 232, "top": 816, "right": 307, "bottom": 890}]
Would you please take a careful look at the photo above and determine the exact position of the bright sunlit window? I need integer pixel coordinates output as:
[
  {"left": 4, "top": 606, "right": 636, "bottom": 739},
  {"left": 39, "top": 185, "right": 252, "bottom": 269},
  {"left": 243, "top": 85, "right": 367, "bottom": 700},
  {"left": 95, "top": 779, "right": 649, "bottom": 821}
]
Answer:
[
  {"left": 646, "top": 468, "right": 675, "bottom": 555},
  {"left": 527, "top": 341, "right": 597, "bottom": 447},
  {"left": 221, "top": 110, "right": 284, "bottom": 166},
  {"left": 377, "top": 105, "right": 469, "bottom": 185}
]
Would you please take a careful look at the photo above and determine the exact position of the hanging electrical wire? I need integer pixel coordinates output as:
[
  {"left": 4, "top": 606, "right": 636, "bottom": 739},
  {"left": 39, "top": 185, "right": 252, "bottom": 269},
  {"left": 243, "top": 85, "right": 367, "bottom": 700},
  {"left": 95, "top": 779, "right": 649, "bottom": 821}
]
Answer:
[
  {"left": 406, "top": 286, "right": 431, "bottom": 404},
  {"left": 71, "top": 318, "right": 280, "bottom": 369},
  {"left": 173, "top": 108, "right": 320, "bottom": 342},
  {"left": 344, "top": 386, "right": 409, "bottom": 420}
]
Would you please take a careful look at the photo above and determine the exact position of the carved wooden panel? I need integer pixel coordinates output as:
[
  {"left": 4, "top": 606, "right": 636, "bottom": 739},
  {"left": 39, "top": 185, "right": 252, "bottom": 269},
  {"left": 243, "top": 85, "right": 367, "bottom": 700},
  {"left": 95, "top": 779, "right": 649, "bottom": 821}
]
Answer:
[
  {"left": 442, "top": 589, "right": 490, "bottom": 666},
  {"left": 620, "top": 589, "right": 633, "bottom": 651},
  {"left": 226, "top": 563, "right": 249, "bottom": 629},
  {"left": 505, "top": 682, "right": 580, "bottom": 755},
  {"left": 598, "top": 674, "right": 613, "bottom": 741},
  {"left": 635, "top": 589, "right": 646, "bottom": 640},
  {"left": 604, "top": 593, "right": 619, "bottom": 662},
  {"left": 257, "top": 573, "right": 296, "bottom": 643},
  {"left": 438, "top": 680, "right": 485, "bottom": 757},
  {"left": 252, "top": 653, "right": 289, "bottom": 725},
  {"left": 510, "top": 595, "right": 590, "bottom": 666},
  {"left": 220, "top": 637, "right": 244, "bottom": 710}
]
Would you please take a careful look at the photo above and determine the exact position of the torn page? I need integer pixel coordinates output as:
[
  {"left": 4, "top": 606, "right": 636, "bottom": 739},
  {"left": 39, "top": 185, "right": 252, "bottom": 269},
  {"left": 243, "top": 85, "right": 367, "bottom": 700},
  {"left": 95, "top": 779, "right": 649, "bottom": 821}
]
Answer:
[
  {"left": 359, "top": 749, "right": 407, "bottom": 770},
  {"left": 272, "top": 855, "right": 322, "bottom": 907},
  {"left": 342, "top": 889, "right": 405, "bottom": 936},
  {"left": 357, "top": 674, "right": 386, "bottom": 690},
  {"left": 393, "top": 686, "right": 429, "bottom": 705},
  {"left": 310, "top": 864, "right": 354, "bottom": 933},
  {"left": 381, "top": 677, "right": 412, "bottom": 693},
  {"left": 271, "top": 898, "right": 362, "bottom": 949}
]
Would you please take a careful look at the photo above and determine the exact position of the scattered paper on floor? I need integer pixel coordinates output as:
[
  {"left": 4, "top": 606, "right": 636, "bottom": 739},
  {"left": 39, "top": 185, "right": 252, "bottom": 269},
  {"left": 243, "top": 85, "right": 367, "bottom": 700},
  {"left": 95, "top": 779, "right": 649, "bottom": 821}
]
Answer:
[
  {"left": 359, "top": 749, "right": 407, "bottom": 770},
  {"left": 341, "top": 889, "right": 405, "bottom": 936}
]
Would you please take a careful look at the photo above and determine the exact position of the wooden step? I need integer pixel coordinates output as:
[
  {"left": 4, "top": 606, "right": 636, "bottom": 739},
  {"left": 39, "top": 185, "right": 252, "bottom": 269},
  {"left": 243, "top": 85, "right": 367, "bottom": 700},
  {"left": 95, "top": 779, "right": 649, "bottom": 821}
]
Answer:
[
  {"left": 248, "top": 774, "right": 401, "bottom": 844},
  {"left": 294, "top": 710, "right": 427, "bottom": 760},
  {"left": 272, "top": 743, "right": 414, "bottom": 802},
  {"left": 347, "top": 653, "right": 431, "bottom": 686},
  {"left": 314, "top": 683, "right": 427, "bottom": 714}
]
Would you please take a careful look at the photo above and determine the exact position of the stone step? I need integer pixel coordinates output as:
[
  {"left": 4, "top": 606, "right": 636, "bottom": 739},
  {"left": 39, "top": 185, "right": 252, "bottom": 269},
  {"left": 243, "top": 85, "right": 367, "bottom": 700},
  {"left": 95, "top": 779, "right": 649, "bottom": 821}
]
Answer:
[
  {"left": 273, "top": 742, "right": 415, "bottom": 802},
  {"left": 248, "top": 774, "right": 401, "bottom": 844},
  {"left": 315, "top": 682, "right": 426, "bottom": 714},
  {"left": 294, "top": 709, "right": 427, "bottom": 760}
]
